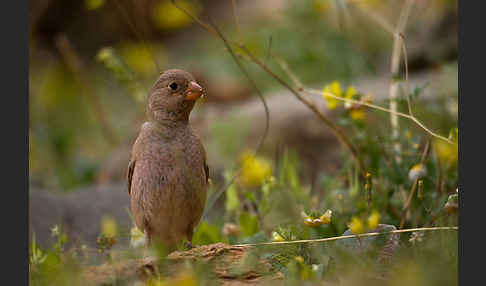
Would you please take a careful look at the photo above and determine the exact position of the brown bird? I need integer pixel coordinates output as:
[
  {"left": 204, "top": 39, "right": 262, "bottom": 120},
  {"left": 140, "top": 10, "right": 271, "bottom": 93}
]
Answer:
[{"left": 127, "top": 69, "right": 208, "bottom": 251}]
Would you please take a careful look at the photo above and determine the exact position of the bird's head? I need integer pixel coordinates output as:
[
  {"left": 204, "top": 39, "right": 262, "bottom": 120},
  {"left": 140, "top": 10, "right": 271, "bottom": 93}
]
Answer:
[{"left": 147, "top": 69, "right": 204, "bottom": 123}]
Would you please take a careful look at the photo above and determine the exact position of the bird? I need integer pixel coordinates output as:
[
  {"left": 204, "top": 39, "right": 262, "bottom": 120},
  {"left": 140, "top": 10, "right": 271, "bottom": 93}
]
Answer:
[{"left": 126, "top": 69, "right": 209, "bottom": 252}]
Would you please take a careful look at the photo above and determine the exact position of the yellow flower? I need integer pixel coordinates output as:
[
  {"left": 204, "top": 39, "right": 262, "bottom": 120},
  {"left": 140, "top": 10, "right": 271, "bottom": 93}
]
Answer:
[
  {"left": 319, "top": 209, "right": 332, "bottom": 225},
  {"left": 344, "top": 86, "right": 357, "bottom": 109},
  {"left": 345, "top": 86, "right": 357, "bottom": 98},
  {"left": 367, "top": 211, "right": 380, "bottom": 230},
  {"left": 322, "top": 81, "right": 342, "bottom": 110},
  {"left": 330, "top": 81, "right": 342, "bottom": 96},
  {"left": 272, "top": 231, "right": 285, "bottom": 242},
  {"left": 435, "top": 139, "right": 458, "bottom": 166},
  {"left": 350, "top": 109, "right": 366, "bottom": 120},
  {"left": 302, "top": 210, "right": 331, "bottom": 227},
  {"left": 240, "top": 151, "right": 271, "bottom": 187},
  {"left": 101, "top": 215, "right": 118, "bottom": 238},
  {"left": 303, "top": 217, "right": 321, "bottom": 227},
  {"left": 348, "top": 217, "right": 364, "bottom": 234}
]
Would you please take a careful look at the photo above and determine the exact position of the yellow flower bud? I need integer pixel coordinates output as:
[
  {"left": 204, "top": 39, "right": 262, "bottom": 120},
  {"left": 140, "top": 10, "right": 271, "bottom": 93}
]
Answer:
[{"left": 408, "top": 163, "right": 427, "bottom": 181}]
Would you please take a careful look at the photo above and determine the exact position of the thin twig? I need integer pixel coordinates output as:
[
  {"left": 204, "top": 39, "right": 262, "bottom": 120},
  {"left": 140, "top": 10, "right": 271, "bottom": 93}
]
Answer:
[
  {"left": 233, "top": 226, "right": 458, "bottom": 247},
  {"left": 348, "top": 0, "right": 415, "bottom": 161},
  {"left": 305, "top": 89, "right": 455, "bottom": 145},
  {"left": 347, "top": 0, "right": 395, "bottom": 35},
  {"left": 170, "top": 0, "right": 218, "bottom": 36},
  {"left": 400, "top": 34, "right": 413, "bottom": 117},
  {"left": 264, "top": 36, "right": 273, "bottom": 66},
  {"left": 230, "top": 0, "right": 242, "bottom": 43},
  {"left": 391, "top": 0, "right": 415, "bottom": 161},
  {"left": 171, "top": 0, "right": 365, "bottom": 174},
  {"left": 200, "top": 17, "right": 270, "bottom": 222},
  {"left": 435, "top": 143, "right": 443, "bottom": 194},
  {"left": 112, "top": 0, "right": 161, "bottom": 73},
  {"left": 273, "top": 54, "right": 305, "bottom": 91},
  {"left": 244, "top": 47, "right": 366, "bottom": 174}
]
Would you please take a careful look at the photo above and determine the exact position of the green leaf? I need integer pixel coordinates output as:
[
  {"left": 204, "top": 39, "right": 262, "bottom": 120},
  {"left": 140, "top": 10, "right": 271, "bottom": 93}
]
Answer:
[
  {"left": 192, "top": 221, "right": 225, "bottom": 245},
  {"left": 225, "top": 184, "right": 240, "bottom": 212},
  {"left": 239, "top": 212, "right": 259, "bottom": 237}
]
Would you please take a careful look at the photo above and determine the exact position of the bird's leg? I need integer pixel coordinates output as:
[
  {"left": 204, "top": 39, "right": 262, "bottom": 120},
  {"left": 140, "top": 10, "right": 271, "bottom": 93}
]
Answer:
[
  {"left": 184, "top": 228, "right": 194, "bottom": 250},
  {"left": 183, "top": 241, "right": 194, "bottom": 250},
  {"left": 145, "top": 231, "right": 152, "bottom": 248},
  {"left": 143, "top": 231, "right": 152, "bottom": 258}
]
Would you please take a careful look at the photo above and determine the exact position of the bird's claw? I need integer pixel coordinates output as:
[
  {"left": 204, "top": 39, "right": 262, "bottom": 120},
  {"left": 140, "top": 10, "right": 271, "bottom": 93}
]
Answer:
[{"left": 184, "top": 241, "right": 194, "bottom": 250}]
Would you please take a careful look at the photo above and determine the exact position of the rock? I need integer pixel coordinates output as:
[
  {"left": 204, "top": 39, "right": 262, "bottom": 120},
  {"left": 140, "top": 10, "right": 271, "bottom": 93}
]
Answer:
[
  {"left": 334, "top": 224, "right": 400, "bottom": 271},
  {"left": 29, "top": 183, "right": 132, "bottom": 249}
]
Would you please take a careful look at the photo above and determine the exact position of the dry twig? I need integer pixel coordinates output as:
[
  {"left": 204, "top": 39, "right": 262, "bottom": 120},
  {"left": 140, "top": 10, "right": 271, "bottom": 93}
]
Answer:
[{"left": 234, "top": 226, "right": 458, "bottom": 247}]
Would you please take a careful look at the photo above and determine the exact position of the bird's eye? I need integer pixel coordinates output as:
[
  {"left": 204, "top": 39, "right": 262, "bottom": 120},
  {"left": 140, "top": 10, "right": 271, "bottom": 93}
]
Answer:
[{"left": 168, "top": 82, "right": 178, "bottom": 90}]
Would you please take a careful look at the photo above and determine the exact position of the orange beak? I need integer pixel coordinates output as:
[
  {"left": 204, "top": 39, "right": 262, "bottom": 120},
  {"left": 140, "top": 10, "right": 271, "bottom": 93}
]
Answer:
[{"left": 185, "top": 81, "right": 203, "bottom": 101}]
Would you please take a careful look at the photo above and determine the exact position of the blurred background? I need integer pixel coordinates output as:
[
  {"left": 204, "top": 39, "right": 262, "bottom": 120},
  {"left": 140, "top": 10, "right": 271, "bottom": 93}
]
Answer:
[{"left": 29, "top": 0, "right": 457, "bottom": 257}]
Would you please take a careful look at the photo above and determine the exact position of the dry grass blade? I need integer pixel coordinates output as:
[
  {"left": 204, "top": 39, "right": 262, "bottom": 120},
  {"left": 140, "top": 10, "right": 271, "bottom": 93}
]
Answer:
[{"left": 233, "top": 226, "right": 458, "bottom": 247}]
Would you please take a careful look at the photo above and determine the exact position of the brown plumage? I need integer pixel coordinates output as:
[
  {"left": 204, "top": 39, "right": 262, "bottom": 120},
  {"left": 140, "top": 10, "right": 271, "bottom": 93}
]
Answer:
[{"left": 127, "top": 69, "right": 208, "bottom": 251}]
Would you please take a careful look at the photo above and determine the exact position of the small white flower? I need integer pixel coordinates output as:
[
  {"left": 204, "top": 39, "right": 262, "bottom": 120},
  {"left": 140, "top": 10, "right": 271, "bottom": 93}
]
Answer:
[
  {"left": 409, "top": 231, "right": 425, "bottom": 244},
  {"left": 51, "top": 225, "right": 59, "bottom": 237}
]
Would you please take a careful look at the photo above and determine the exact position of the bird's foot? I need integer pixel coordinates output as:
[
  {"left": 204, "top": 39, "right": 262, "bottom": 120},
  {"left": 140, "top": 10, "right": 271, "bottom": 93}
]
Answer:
[{"left": 184, "top": 241, "right": 194, "bottom": 250}]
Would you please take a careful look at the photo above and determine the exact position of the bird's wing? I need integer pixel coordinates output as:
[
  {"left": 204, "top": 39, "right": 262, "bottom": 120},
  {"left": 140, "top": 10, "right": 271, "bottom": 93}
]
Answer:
[{"left": 127, "top": 159, "right": 136, "bottom": 195}]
